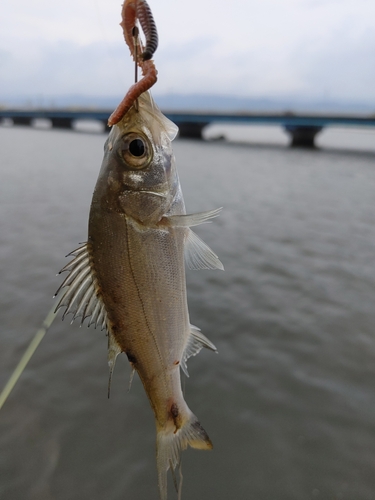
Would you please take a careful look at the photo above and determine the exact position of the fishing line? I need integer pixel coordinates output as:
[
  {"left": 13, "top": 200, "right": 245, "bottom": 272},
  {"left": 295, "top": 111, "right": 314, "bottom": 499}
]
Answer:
[{"left": 0, "top": 305, "right": 57, "bottom": 410}]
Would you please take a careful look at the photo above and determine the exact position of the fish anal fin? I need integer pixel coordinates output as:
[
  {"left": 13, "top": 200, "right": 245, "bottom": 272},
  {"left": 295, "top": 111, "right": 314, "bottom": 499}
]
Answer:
[
  {"left": 184, "top": 229, "right": 224, "bottom": 271},
  {"left": 180, "top": 325, "right": 217, "bottom": 377}
]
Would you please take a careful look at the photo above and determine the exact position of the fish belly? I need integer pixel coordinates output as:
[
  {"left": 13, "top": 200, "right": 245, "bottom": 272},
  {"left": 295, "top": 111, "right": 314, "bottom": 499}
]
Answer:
[{"left": 89, "top": 208, "right": 189, "bottom": 423}]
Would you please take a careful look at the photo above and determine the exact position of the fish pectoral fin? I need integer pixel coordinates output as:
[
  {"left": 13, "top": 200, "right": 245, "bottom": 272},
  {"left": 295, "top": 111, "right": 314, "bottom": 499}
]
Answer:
[
  {"left": 180, "top": 325, "right": 217, "bottom": 377},
  {"left": 163, "top": 207, "right": 222, "bottom": 227},
  {"left": 184, "top": 229, "right": 224, "bottom": 271},
  {"left": 54, "top": 243, "right": 108, "bottom": 331},
  {"left": 107, "top": 331, "right": 121, "bottom": 398}
]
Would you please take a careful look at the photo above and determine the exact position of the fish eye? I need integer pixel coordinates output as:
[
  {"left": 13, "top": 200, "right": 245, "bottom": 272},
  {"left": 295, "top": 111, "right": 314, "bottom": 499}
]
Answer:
[
  {"left": 120, "top": 133, "right": 152, "bottom": 169},
  {"left": 129, "top": 138, "right": 145, "bottom": 157}
]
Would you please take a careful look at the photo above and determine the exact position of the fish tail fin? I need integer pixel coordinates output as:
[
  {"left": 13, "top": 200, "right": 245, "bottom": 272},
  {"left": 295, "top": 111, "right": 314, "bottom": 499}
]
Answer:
[{"left": 156, "top": 409, "right": 212, "bottom": 500}]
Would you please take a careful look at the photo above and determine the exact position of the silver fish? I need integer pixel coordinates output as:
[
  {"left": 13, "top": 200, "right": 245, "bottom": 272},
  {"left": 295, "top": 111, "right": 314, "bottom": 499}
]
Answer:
[{"left": 55, "top": 91, "right": 223, "bottom": 499}]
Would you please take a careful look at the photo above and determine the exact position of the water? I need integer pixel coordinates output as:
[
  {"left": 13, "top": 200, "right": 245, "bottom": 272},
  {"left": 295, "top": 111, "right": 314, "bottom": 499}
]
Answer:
[{"left": 0, "top": 125, "right": 375, "bottom": 500}]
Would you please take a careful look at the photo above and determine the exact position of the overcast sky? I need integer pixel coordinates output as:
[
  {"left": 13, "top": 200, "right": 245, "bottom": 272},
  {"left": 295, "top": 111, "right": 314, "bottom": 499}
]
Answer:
[{"left": 1, "top": 0, "right": 375, "bottom": 102}]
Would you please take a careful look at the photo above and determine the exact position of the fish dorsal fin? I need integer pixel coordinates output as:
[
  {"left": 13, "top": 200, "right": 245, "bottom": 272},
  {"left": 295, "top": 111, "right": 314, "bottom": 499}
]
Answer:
[
  {"left": 180, "top": 325, "right": 217, "bottom": 377},
  {"left": 108, "top": 331, "right": 122, "bottom": 398},
  {"left": 54, "top": 243, "right": 108, "bottom": 330},
  {"left": 184, "top": 229, "right": 224, "bottom": 271}
]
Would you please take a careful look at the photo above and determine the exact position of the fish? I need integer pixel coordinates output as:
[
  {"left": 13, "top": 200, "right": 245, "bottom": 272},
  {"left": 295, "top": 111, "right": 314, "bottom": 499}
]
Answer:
[{"left": 55, "top": 90, "right": 223, "bottom": 499}]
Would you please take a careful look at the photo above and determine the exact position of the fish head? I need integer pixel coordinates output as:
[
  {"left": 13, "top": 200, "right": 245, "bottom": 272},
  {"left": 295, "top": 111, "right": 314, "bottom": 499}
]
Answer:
[{"left": 95, "top": 92, "right": 179, "bottom": 225}]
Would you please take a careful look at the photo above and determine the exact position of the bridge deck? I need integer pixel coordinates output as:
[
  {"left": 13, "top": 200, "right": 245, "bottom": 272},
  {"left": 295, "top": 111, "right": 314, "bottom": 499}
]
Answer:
[
  {"left": 1, "top": 108, "right": 375, "bottom": 127},
  {"left": 1, "top": 108, "right": 375, "bottom": 146}
]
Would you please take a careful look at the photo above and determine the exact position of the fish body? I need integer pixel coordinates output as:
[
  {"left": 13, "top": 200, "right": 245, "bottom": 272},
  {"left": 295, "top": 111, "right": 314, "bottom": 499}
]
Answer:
[{"left": 56, "top": 92, "right": 223, "bottom": 499}]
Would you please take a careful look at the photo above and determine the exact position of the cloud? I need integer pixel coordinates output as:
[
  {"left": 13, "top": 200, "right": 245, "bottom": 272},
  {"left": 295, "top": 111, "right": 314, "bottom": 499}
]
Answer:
[
  {"left": 1, "top": 0, "right": 374, "bottom": 102},
  {"left": 0, "top": 41, "right": 129, "bottom": 96},
  {"left": 289, "top": 23, "right": 375, "bottom": 100}
]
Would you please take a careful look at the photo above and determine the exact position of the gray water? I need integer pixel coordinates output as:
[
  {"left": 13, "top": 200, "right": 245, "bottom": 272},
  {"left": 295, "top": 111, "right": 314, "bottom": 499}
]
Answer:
[{"left": 1, "top": 125, "right": 375, "bottom": 500}]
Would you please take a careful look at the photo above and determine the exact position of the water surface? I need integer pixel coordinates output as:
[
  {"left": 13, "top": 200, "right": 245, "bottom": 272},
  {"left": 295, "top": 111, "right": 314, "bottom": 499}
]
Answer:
[{"left": 1, "top": 125, "right": 374, "bottom": 500}]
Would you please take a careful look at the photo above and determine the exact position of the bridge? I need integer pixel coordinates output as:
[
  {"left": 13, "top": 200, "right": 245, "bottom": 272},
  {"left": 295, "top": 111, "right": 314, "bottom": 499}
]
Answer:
[{"left": 1, "top": 108, "right": 375, "bottom": 147}]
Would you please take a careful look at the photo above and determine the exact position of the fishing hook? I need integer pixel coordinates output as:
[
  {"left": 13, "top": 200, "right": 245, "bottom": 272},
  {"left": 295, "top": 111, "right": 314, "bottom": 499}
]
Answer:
[
  {"left": 132, "top": 25, "right": 139, "bottom": 111},
  {"left": 108, "top": 0, "right": 158, "bottom": 126}
]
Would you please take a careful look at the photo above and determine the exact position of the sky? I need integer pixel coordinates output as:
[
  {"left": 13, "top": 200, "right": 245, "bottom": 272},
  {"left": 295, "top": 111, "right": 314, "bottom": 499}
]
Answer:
[{"left": 1, "top": 0, "right": 375, "bottom": 104}]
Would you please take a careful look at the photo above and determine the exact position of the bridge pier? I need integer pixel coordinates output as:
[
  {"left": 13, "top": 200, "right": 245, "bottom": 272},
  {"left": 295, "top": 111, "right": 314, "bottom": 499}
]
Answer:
[
  {"left": 12, "top": 116, "right": 32, "bottom": 126},
  {"left": 50, "top": 117, "right": 73, "bottom": 129},
  {"left": 176, "top": 121, "right": 209, "bottom": 139},
  {"left": 284, "top": 125, "right": 323, "bottom": 148}
]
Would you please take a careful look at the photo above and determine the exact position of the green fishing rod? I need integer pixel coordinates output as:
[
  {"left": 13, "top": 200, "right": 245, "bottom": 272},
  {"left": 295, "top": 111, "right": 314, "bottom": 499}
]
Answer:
[{"left": 0, "top": 305, "right": 57, "bottom": 410}]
